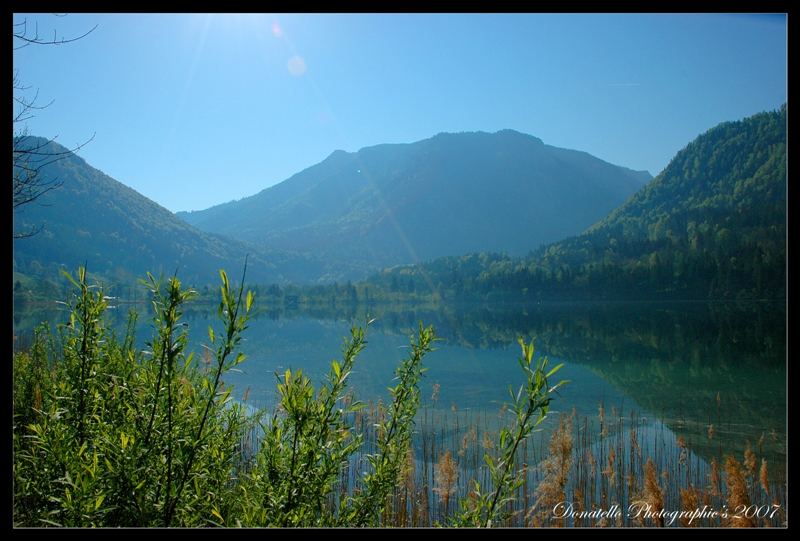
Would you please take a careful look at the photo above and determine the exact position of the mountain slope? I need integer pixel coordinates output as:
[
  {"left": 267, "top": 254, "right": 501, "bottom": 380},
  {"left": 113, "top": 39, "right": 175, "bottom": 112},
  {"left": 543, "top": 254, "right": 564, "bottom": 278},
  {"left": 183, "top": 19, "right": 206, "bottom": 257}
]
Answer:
[
  {"left": 366, "top": 106, "right": 786, "bottom": 300},
  {"left": 534, "top": 105, "right": 787, "bottom": 297},
  {"left": 12, "top": 137, "right": 328, "bottom": 286},
  {"left": 179, "top": 130, "right": 650, "bottom": 273},
  {"left": 551, "top": 106, "right": 786, "bottom": 263}
]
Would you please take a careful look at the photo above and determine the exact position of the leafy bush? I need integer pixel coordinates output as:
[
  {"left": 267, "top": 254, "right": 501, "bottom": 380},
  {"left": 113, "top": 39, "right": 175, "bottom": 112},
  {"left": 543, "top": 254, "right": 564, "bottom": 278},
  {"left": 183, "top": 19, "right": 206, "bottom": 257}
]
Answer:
[{"left": 13, "top": 265, "right": 564, "bottom": 527}]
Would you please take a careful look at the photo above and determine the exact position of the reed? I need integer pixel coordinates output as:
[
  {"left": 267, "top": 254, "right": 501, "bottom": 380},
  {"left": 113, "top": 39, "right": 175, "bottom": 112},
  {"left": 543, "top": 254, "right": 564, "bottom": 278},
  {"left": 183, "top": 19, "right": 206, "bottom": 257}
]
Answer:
[
  {"left": 724, "top": 456, "right": 754, "bottom": 527},
  {"left": 433, "top": 450, "right": 458, "bottom": 514}
]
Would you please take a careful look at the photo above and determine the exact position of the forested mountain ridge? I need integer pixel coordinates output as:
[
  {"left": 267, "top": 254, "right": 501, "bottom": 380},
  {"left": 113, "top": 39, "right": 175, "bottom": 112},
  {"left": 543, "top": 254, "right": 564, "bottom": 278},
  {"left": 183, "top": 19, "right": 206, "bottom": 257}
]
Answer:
[
  {"left": 178, "top": 129, "right": 650, "bottom": 272},
  {"left": 366, "top": 106, "right": 786, "bottom": 300},
  {"left": 554, "top": 105, "right": 786, "bottom": 265},
  {"left": 12, "top": 137, "right": 333, "bottom": 289},
  {"left": 14, "top": 104, "right": 783, "bottom": 300}
]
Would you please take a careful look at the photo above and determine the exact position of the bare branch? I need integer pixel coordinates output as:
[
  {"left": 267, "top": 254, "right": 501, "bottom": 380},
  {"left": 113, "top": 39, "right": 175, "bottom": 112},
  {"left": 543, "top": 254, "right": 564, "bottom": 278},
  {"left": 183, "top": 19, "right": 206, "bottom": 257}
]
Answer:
[
  {"left": 14, "top": 133, "right": 94, "bottom": 158},
  {"left": 13, "top": 22, "right": 98, "bottom": 49},
  {"left": 13, "top": 176, "right": 64, "bottom": 209},
  {"left": 13, "top": 133, "right": 96, "bottom": 211},
  {"left": 12, "top": 15, "right": 97, "bottom": 238}
]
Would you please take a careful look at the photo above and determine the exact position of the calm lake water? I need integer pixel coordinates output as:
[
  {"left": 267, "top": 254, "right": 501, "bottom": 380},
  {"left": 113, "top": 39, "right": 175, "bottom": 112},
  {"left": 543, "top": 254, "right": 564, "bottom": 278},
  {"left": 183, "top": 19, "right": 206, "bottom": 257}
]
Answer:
[{"left": 13, "top": 299, "right": 786, "bottom": 481}]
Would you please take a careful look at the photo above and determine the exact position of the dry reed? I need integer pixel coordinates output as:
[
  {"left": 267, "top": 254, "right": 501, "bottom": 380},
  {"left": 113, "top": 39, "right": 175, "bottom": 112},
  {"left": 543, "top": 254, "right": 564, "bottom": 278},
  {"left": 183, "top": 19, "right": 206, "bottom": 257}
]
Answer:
[{"left": 724, "top": 456, "right": 755, "bottom": 527}]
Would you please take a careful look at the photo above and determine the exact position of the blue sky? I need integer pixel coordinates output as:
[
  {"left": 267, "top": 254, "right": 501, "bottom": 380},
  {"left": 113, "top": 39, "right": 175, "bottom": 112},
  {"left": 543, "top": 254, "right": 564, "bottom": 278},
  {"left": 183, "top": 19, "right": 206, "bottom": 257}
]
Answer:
[{"left": 13, "top": 13, "right": 787, "bottom": 213}]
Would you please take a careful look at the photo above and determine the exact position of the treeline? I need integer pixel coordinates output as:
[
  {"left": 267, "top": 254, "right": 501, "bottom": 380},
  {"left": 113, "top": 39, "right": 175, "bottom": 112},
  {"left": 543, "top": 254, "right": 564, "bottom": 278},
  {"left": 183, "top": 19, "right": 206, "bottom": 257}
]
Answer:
[{"left": 362, "top": 106, "right": 786, "bottom": 302}]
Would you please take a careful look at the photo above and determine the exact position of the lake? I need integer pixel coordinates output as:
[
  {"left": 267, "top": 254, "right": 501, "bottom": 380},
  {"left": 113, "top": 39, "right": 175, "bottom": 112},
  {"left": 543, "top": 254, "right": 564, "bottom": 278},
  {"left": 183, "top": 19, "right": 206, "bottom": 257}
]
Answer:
[{"left": 13, "top": 298, "right": 786, "bottom": 475}]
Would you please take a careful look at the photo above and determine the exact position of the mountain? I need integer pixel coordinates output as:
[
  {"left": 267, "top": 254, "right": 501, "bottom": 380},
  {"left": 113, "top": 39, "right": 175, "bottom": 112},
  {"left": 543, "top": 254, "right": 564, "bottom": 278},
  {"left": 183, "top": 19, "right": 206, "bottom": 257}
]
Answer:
[
  {"left": 178, "top": 130, "right": 650, "bottom": 275},
  {"left": 366, "top": 106, "right": 786, "bottom": 300},
  {"left": 12, "top": 137, "right": 330, "bottom": 289}
]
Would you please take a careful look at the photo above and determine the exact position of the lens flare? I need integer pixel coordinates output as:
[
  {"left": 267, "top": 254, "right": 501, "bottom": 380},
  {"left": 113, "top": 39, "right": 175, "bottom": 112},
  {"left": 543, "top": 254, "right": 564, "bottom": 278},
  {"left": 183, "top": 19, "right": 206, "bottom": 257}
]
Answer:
[{"left": 288, "top": 55, "right": 307, "bottom": 76}]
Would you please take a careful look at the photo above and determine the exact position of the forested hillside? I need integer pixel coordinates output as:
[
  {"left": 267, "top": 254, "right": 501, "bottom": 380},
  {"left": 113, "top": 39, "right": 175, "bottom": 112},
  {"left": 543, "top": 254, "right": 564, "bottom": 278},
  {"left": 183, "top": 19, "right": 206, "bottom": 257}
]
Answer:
[{"left": 367, "top": 106, "right": 786, "bottom": 301}]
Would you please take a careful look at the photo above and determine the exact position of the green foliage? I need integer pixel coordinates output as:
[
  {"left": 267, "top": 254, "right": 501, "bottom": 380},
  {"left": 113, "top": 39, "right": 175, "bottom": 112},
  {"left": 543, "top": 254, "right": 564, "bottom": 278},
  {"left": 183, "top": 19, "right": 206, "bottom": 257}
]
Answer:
[
  {"left": 14, "top": 265, "right": 571, "bottom": 527},
  {"left": 452, "top": 338, "right": 567, "bottom": 527},
  {"left": 232, "top": 322, "right": 436, "bottom": 527},
  {"left": 14, "top": 264, "right": 254, "bottom": 526},
  {"left": 236, "top": 326, "right": 369, "bottom": 526},
  {"left": 347, "top": 323, "right": 435, "bottom": 527}
]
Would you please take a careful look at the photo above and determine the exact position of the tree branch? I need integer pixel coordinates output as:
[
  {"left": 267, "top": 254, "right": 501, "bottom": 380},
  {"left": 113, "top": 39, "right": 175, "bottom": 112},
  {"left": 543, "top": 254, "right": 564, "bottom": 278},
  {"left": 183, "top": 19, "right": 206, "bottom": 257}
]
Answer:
[{"left": 13, "top": 18, "right": 97, "bottom": 50}]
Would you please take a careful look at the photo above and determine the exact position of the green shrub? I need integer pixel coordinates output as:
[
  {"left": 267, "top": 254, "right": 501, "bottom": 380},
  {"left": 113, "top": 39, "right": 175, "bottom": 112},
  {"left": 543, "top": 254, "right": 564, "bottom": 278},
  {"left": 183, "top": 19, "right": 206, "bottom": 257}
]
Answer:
[{"left": 13, "top": 265, "right": 562, "bottom": 527}]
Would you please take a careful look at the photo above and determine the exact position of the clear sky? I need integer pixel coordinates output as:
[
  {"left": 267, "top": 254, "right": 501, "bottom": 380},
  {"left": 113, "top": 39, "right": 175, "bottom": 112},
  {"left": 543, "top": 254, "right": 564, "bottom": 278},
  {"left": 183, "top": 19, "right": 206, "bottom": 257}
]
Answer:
[{"left": 13, "top": 13, "right": 787, "bottom": 213}]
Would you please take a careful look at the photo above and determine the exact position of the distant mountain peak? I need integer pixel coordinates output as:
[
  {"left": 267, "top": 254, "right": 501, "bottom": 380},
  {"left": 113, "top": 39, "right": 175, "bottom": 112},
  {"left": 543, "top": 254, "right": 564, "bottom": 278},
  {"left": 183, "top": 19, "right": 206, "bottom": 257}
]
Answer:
[
  {"left": 327, "top": 149, "right": 350, "bottom": 159},
  {"left": 493, "top": 128, "right": 544, "bottom": 143},
  {"left": 427, "top": 128, "right": 543, "bottom": 143},
  {"left": 180, "top": 129, "right": 650, "bottom": 279}
]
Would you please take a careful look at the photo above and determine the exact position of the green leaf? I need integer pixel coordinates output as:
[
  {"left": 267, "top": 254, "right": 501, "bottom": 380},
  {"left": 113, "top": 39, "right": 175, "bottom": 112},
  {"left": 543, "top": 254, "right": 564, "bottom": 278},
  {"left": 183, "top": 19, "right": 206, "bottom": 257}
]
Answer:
[
  {"left": 60, "top": 269, "right": 80, "bottom": 289},
  {"left": 208, "top": 325, "right": 215, "bottom": 344},
  {"left": 95, "top": 494, "right": 105, "bottom": 510},
  {"left": 246, "top": 290, "right": 254, "bottom": 312},
  {"left": 545, "top": 363, "right": 564, "bottom": 379},
  {"left": 332, "top": 360, "right": 341, "bottom": 379},
  {"left": 350, "top": 401, "right": 366, "bottom": 411}
]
